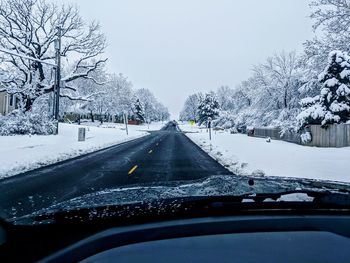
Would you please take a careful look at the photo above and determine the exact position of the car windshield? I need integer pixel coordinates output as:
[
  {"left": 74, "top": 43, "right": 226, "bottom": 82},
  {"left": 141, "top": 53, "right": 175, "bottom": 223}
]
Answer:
[{"left": 0, "top": 0, "right": 350, "bottom": 223}]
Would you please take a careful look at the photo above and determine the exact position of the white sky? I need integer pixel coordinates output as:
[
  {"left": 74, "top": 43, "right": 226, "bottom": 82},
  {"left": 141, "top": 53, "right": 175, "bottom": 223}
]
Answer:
[{"left": 56, "top": 0, "right": 313, "bottom": 118}]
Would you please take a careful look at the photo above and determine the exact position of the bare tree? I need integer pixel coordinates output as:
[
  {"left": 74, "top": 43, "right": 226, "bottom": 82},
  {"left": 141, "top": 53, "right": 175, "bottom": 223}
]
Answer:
[
  {"left": 252, "top": 51, "right": 300, "bottom": 110},
  {"left": 0, "top": 0, "right": 107, "bottom": 111}
]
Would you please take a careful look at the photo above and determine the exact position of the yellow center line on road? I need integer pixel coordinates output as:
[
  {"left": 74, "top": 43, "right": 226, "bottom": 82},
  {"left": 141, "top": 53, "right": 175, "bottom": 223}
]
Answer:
[
  {"left": 148, "top": 149, "right": 153, "bottom": 154},
  {"left": 128, "top": 165, "right": 138, "bottom": 175}
]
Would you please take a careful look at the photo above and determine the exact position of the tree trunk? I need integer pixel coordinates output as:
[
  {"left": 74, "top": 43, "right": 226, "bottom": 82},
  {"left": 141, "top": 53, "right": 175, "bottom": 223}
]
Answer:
[
  {"left": 283, "top": 85, "right": 288, "bottom": 108},
  {"left": 90, "top": 110, "right": 94, "bottom": 122},
  {"left": 24, "top": 97, "right": 34, "bottom": 112},
  {"left": 284, "top": 90, "right": 288, "bottom": 108}
]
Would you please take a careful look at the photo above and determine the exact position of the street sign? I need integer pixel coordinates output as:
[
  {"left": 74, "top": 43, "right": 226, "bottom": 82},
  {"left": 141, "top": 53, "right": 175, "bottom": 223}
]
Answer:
[{"left": 208, "top": 117, "right": 212, "bottom": 140}]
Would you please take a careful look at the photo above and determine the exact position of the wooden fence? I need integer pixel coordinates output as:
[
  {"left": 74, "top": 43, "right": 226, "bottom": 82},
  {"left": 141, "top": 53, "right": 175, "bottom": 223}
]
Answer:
[
  {"left": 253, "top": 127, "right": 301, "bottom": 144},
  {"left": 252, "top": 124, "right": 350, "bottom": 147},
  {"left": 305, "top": 124, "right": 350, "bottom": 148}
]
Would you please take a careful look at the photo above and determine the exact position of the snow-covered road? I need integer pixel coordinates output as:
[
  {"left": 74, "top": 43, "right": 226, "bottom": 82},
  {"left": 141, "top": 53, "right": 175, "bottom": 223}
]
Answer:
[
  {"left": 0, "top": 122, "right": 164, "bottom": 179},
  {"left": 180, "top": 123, "right": 350, "bottom": 183}
]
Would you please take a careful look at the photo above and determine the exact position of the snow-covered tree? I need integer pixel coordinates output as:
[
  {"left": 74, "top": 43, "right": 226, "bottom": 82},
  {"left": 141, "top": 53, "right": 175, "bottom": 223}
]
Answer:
[
  {"left": 154, "top": 102, "right": 170, "bottom": 122},
  {"left": 0, "top": 0, "right": 107, "bottom": 112},
  {"left": 109, "top": 73, "right": 134, "bottom": 115},
  {"left": 133, "top": 88, "right": 169, "bottom": 122},
  {"left": 197, "top": 92, "right": 219, "bottom": 125},
  {"left": 177, "top": 50, "right": 309, "bottom": 132},
  {"left": 216, "top": 86, "right": 236, "bottom": 111},
  {"left": 133, "top": 98, "right": 145, "bottom": 122},
  {"left": 179, "top": 52, "right": 305, "bottom": 130},
  {"left": 233, "top": 82, "right": 253, "bottom": 109},
  {"left": 179, "top": 93, "right": 202, "bottom": 122},
  {"left": 254, "top": 51, "right": 302, "bottom": 111},
  {"left": 298, "top": 0, "right": 350, "bottom": 129},
  {"left": 57, "top": 73, "right": 168, "bottom": 124},
  {"left": 221, "top": 52, "right": 302, "bottom": 129},
  {"left": 303, "top": 0, "right": 350, "bottom": 78},
  {"left": 135, "top": 89, "right": 156, "bottom": 123},
  {"left": 60, "top": 63, "right": 108, "bottom": 122},
  {"left": 297, "top": 50, "right": 350, "bottom": 128},
  {"left": 135, "top": 89, "right": 170, "bottom": 122}
]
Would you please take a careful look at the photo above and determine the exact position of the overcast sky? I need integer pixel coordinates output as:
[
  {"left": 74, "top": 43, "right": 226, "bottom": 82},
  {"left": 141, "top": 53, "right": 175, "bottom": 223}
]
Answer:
[{"left": 57, "top": 0, "right": 313, "bottom": 118}]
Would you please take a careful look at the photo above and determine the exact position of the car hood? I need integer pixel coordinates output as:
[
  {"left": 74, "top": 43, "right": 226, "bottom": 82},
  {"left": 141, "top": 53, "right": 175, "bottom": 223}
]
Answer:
[{"left": 29, "top": 175, "right": 350, "bottom": 216}]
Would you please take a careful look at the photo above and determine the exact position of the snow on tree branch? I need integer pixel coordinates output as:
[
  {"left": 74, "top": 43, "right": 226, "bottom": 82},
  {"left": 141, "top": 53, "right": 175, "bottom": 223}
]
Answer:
[
  {"left": 60, "top": 91, "right": 105, "bottom": 102},
  {"left": 298, "top": 50, "right": 350, "bottom": 128},
  {"left": 0, "top": 0, "right": 107, "bottom": 112}
]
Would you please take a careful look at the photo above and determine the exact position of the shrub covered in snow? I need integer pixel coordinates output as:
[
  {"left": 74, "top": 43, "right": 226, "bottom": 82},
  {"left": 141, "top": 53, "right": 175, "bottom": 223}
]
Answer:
[
  {"left": 230, "top": 127, "right": 238, "bottom": 134},
  {"left": 211, "top": 108, "right": 300, "bottom": 135},
  {"left": 0, "top": 110, "right": 57, "bottom": 136},
  {"left": 300, "top": 131, "right": 312, "bottom": 144},
  {"left": 297, "top": 51, "right": 350, "bottom": 128},
  {"left": 212, "top": 111, "right": 235, "bottom": 129}
]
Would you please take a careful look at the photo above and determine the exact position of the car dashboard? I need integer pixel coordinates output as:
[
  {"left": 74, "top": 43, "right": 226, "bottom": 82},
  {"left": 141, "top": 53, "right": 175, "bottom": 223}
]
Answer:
[{"left": 38, "top": 214, "right": 350, "bottom": 263}]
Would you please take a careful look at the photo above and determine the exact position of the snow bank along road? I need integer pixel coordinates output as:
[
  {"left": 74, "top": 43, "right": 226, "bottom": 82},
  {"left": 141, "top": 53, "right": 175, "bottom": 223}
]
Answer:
[
  {"left": 180, "top": 124, "right": 350, "bottom": 183},
  {"left": 0, "top": 122, "right": 232, "bottom": 218}
]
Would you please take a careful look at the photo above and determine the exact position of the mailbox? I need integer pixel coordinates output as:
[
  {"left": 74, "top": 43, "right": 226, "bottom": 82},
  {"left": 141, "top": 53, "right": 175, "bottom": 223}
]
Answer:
[{"left": 78, "top": 127, "right": 86, "bottom": 142}]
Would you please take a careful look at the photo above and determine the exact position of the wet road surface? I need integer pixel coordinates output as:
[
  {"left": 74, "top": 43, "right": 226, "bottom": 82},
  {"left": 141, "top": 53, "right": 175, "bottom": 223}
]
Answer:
[{"left": 0, "top": 122, "right": 232, "bottom": 218}]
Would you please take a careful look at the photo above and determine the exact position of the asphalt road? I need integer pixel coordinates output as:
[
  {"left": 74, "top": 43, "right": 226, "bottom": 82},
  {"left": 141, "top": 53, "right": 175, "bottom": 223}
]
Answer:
[{"left": 0, "top": 122, "right": 232, "bottom": 218}]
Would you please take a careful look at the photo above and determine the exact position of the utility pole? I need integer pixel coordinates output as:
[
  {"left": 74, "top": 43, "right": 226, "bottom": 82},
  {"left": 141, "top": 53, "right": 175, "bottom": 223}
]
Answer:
[
  {"left": 124, "top": 112, "right": 129, "bottom": 136},
  {"left": 53, "top": 26, "right": 62, "bottom": 122}
]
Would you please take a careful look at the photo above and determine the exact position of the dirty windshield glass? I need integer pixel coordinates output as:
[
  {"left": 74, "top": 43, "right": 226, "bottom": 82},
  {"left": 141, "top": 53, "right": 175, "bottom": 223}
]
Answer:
[{"left": 0, "top": 0, "right": 349, "bottom": 222}]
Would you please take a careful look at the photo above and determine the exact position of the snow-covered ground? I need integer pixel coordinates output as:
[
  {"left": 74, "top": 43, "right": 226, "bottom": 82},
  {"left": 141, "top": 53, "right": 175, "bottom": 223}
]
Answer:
[
  {"left": 0, "top": 122, "right": 164, "bottom": 179},
  {"left": 179, "top": 123, "right": 350, "bottom": 183}
]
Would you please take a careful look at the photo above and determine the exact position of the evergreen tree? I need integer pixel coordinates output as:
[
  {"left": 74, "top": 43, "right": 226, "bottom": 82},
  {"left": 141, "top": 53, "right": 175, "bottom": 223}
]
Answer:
[
  {"left": 197, "top": 92, "right": 220, "bottom": 125},
  {"left": 134, "top": 99, "right": 145, "bottom": 123},
  {"left": 298, "top": 51, "right": 350, "bottom": 128}
]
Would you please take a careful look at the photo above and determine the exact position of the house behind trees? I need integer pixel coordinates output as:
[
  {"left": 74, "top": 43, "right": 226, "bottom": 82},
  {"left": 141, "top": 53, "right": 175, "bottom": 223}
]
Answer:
[{"left": 0, "top": 92, "right": 18, "bottom": 116}]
